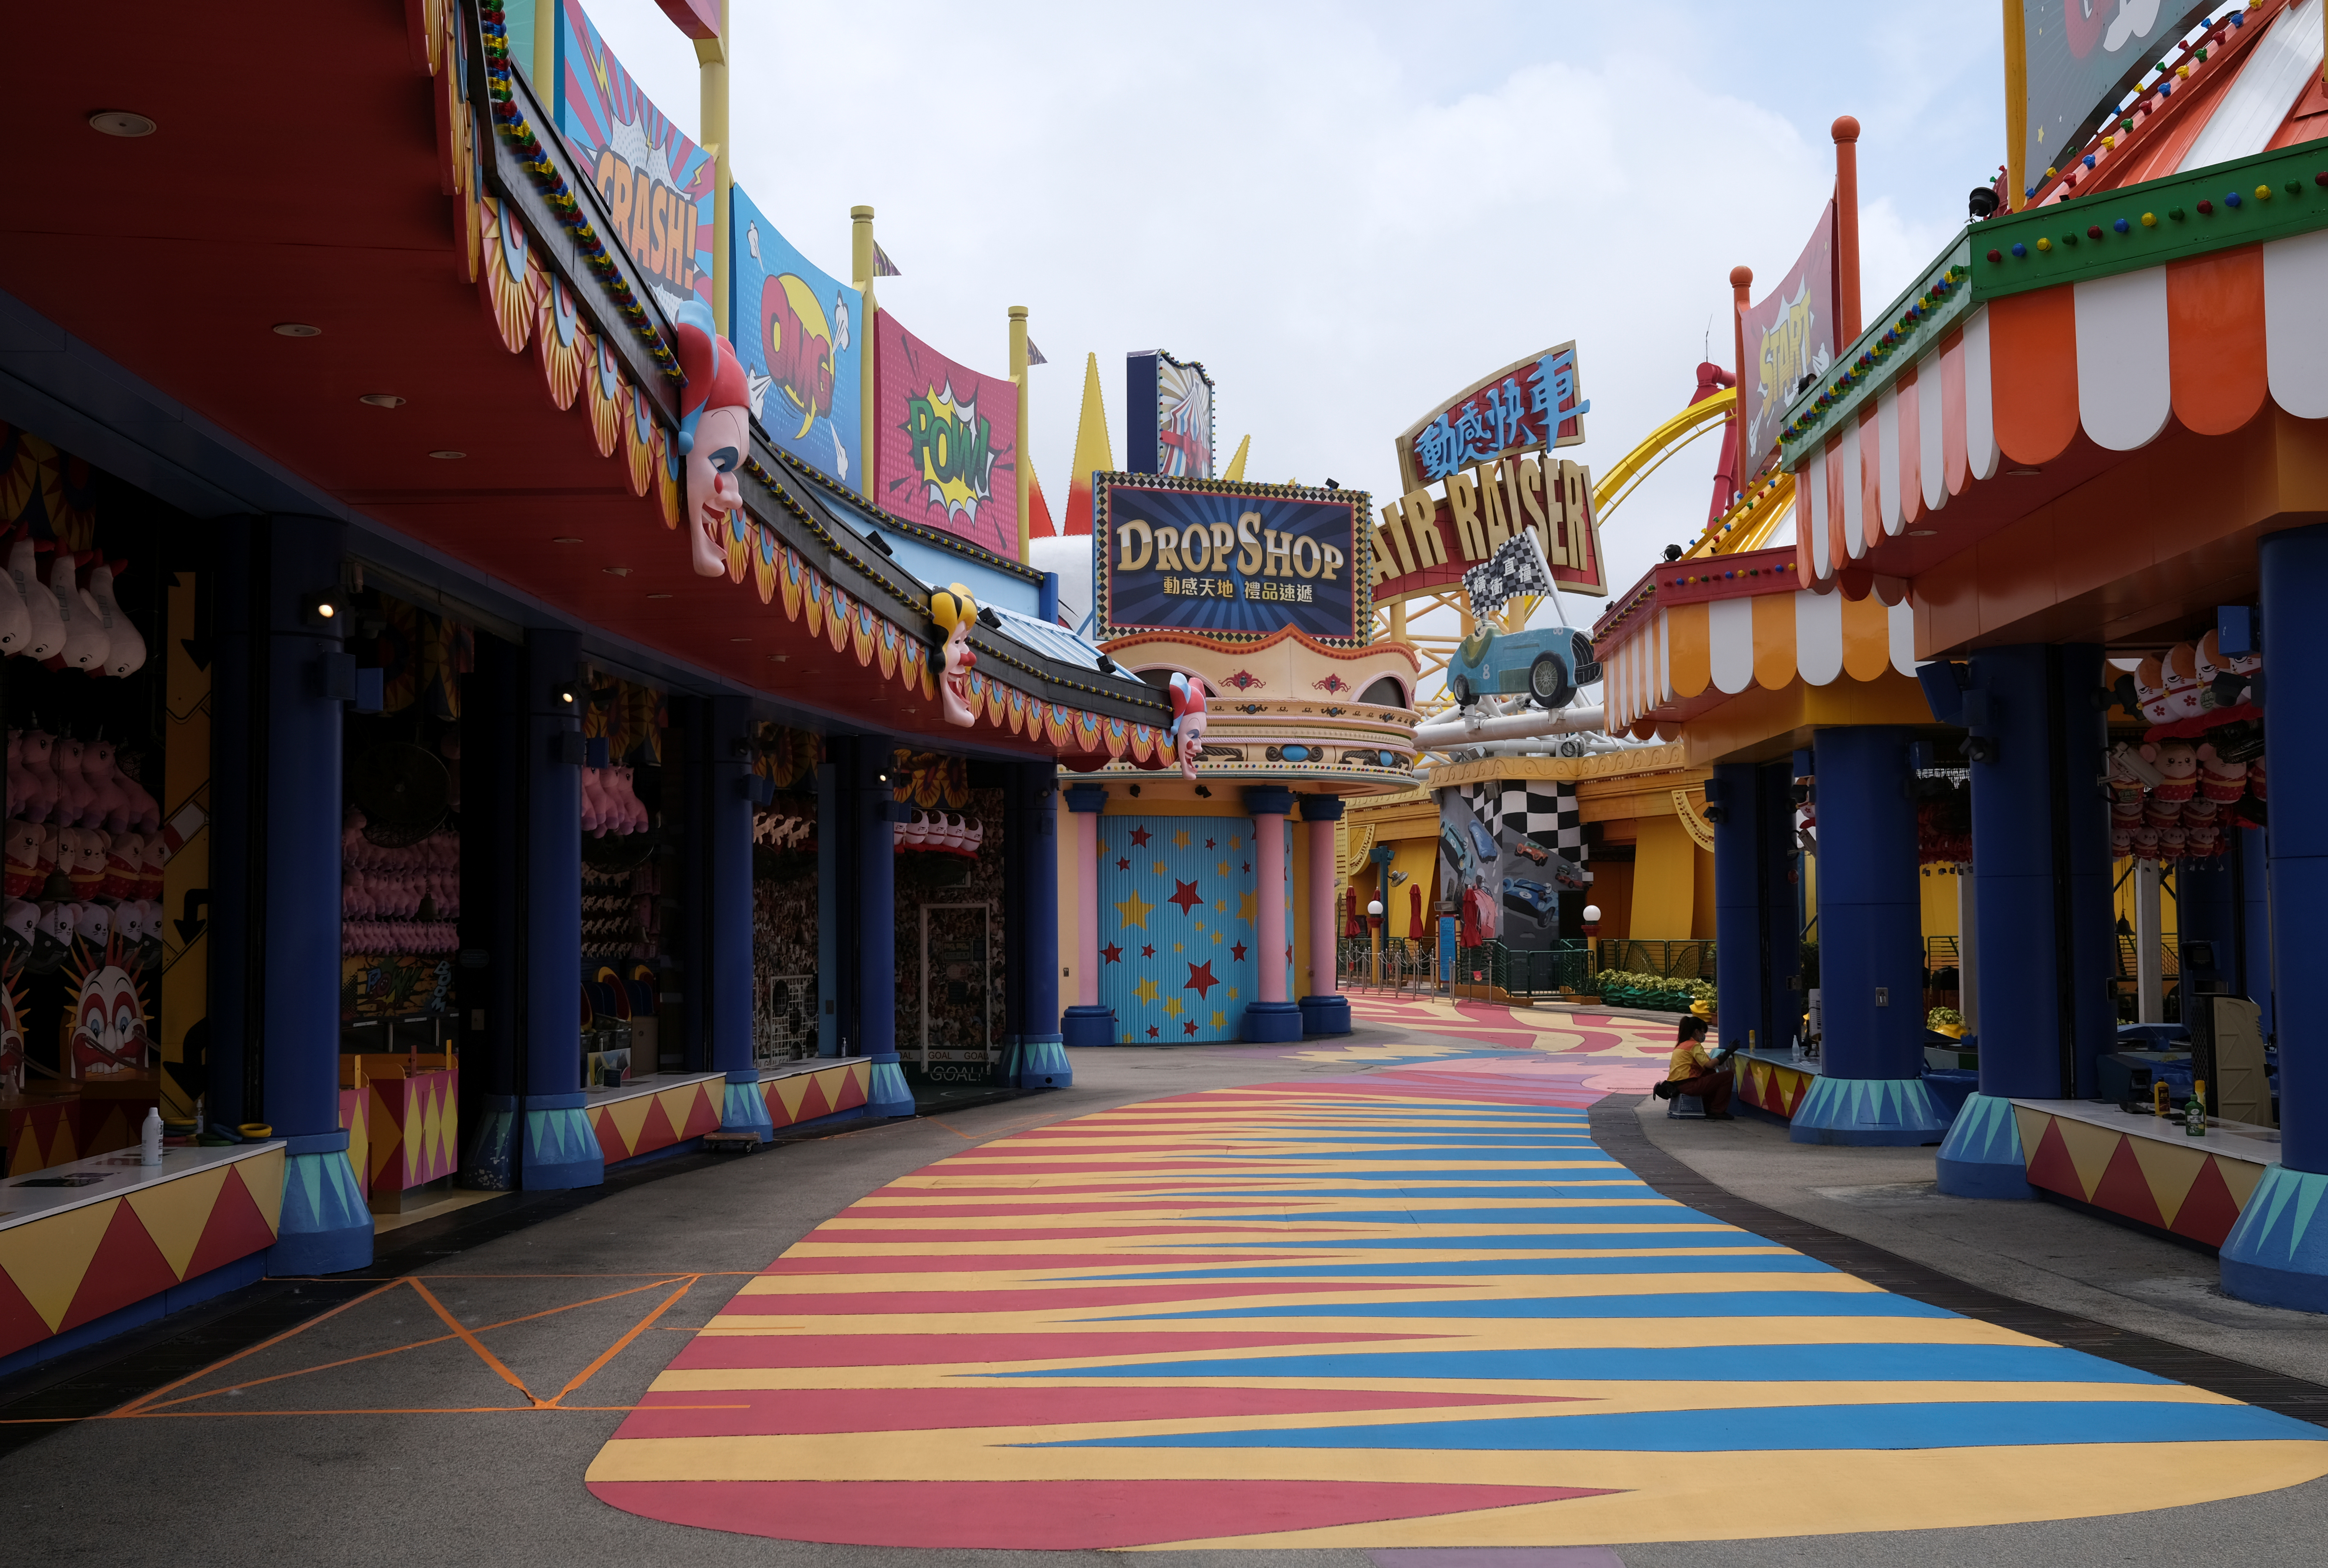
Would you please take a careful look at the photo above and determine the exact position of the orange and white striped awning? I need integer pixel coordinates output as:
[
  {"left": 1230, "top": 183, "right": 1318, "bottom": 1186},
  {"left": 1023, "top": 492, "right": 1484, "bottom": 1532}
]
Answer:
[
  {"left": 1597, "top": 547, "right": 1917, "bottom": 734},
  {"left": 1795, "top": 228, "right": 2328, "bottom": 592}
]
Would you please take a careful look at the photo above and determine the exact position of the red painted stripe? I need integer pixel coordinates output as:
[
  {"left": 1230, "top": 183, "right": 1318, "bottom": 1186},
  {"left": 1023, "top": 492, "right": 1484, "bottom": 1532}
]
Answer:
[
  {"left": 588, "top": 1479, "right": 1621, "bottom": 1549},
  {"left": 803, "top": 1225, "right": 1302, "bottom": 1245},
  {"left": 617, "top": 1384, "right": 1570, "bottom": 1438},
  {"left": 758, "top": 1252, "right": 1291, "bottom": 1275},
  {"left": 719, "top": 1281, "right": 1400, "bottom": 1315},
  {"left": 667, "top": 1330, "right": 1434, "bottom": 1371}
]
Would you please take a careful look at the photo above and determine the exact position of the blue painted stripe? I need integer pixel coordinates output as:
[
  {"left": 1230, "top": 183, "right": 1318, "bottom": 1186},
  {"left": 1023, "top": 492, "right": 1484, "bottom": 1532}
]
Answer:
[
  {"left": 1000, "top": 1344, "right": 2169, "bottom": 1385},
  {"left": 1030, "top": 1399, "right": 2303, "bottom": 1451},
  {"left": 1092, "top": 1291, "right": 1960, "bottom": 1322},
  {"left": 1217, "top": 1205, "right": 1702, "bottom": 1225},
  {"left": 1070, "top": 1254, "right": 1834, "bottom": 1282},
  {"left": 1214, "top": 1231, "right": 1773, "bottom": 1251}
]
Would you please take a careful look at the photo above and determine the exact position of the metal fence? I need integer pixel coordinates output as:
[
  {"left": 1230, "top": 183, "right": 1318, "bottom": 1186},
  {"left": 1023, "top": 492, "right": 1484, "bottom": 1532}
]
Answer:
[
  {"left": 1589, "top": 939, "right": 1716, "bottom": 980},
  {"left": 1337, "top": 938, "right": 1597, "bottom": 998}
]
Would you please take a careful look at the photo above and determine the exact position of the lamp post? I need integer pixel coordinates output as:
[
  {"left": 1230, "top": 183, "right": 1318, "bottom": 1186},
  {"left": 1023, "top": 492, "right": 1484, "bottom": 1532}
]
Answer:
[{"left": 1367, "top": 898, "right": 1385, "bottom": 987}]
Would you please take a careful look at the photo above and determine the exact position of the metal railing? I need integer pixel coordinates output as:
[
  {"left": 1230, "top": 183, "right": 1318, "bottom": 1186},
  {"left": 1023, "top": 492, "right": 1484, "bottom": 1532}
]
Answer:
[{"left": 1590, "top": 939, "right": 1716, "bottom": 980}]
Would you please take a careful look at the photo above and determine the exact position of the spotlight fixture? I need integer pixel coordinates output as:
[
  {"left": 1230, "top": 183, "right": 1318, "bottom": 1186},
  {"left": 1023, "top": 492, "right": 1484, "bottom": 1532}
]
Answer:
[
  {"left": 1324, "top": 478, "right": 1341, "bottom": 489},
  {"left": 88, "top": 110, "right": 156, "bottom": 138},
  {"left": 428, "top": 450, "right": 466, "bottom": 460},
  {"left": 865, "top": 533, "right": 894, "bottom": 556},
  {"left": 976, "top": 606, "right": 1003, "bottom": 630},
  {"left": 603, "top": 566, "right": 630, "bottom": 577},
  {"left": 273, "top": 323, "right": 323, "bottom": 338},
  {"left": 357, "top": 393, "right": 404, "bottom": 408},
  {"left": 1193, "top": 784, "right": 1212, "bottom": 798},
  {"left": 555, "top": 686, "right": 576, "bottom": 705},
  {"left": 1095, "top": 653, "right": 1118, "bottom": 675},
  {"left": 1127, "top": 783, "right": 1141, "bottom": 798},
  {"left": 297, "top": 589, "right": 343, "bottom": 629}
]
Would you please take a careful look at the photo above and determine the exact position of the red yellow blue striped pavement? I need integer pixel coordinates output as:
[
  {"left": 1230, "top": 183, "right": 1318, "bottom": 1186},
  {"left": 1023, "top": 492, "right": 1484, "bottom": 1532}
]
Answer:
[{"left": 587, "top": 1017, "right": 2328, "bottom": 1549}]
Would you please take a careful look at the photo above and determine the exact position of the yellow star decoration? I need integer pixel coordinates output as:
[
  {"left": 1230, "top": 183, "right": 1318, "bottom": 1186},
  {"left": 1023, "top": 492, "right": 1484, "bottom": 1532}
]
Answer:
[
  {"left": 1217, "top": 861, "right": 1230, "bottom": 877},
  {"left": 1096, "top": 840, "right": 1109, "bottom": 855},
  {"left": 1115, "top": 888, "right": 1154, "bottom": 929},
  {"left": 1230, "top": 836, "right": 1241, "bottom": 849},
  {"left": 1238, "top": 889, "right": 1257, "bottom": 924},
  {"left": 1164, "top": 997, "right": 1183, "bottom": 1018},
  {"left": 1215, "top": 898, "right": 1229, "bottom": 913},
  {"left": 1133, "top": 976, "right": 1158, "bottom": 1005},
  {"left": 1212, "top": 931, "right": 1223, "bottom": 944},
  {"left": 1194, "top": 919, "right": 1205, "bottom": 931},
  {"left": 1227, "top": 986, "right": 1239, "bottom": 1000},
  {"left": 1173, "top": 941, "right": 1184, "bottom": 953},
  {"left": 1173, "top": 829, "right": 1191, "bottom": 848},
  {"left": 1211, "top": 1010, "right": 1226, "bottom": 1029},
  {"left": 1153, "top": 860, "right": 1167, "bottom": 876}
]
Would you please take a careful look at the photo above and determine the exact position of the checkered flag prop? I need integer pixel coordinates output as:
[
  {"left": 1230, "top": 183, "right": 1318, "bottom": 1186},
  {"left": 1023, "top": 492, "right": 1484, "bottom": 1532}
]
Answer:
[
  {"left": 1461, "top": 530, "right": 1558, "bottom": 623},
  {"left": 1500, "top": 780, "right": 1586, "bottom": 862},
  {"left": 1462, "top": 782, "right": 1500, "bottom": 841}
]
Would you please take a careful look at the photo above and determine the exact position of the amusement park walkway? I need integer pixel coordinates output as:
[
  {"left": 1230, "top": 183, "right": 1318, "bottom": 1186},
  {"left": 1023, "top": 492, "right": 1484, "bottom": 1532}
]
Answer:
[{"left": 3, "top": 1000, "right": 2327, "bottom": 1564}]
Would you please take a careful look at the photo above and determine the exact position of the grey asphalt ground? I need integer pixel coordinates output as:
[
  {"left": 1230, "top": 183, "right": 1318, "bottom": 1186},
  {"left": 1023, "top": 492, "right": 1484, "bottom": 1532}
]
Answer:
[{"left": 3, "top": 1023, "right": 2325, "bottom": 1565}]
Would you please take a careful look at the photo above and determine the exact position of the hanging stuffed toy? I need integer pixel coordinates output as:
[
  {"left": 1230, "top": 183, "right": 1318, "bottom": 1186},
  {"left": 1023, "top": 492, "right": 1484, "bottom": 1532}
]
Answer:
[
  {"left": 2140, "top": 737, "right": 2199, "bottom": 808},
  {"left": 7, "top": 534, "right": 63, "bottom": 661},
  {"left": 672, "top": 299, "right": 752, "bottom": 581},
  {"left": 1167, "top": 672, "right": 1208, "bottom": 782},
  {"left": 927, "top": 584, "right": 979, "bottom": 729}
]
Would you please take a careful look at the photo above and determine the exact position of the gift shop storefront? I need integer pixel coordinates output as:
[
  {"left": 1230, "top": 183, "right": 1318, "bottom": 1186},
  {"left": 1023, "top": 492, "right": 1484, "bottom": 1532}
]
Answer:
[
  {"left": 1638, "top": 3, "right": 2328, "bottom": 1312},
  {"left": 0, "top": 0, "right": 1173, "bottom": 1373}
]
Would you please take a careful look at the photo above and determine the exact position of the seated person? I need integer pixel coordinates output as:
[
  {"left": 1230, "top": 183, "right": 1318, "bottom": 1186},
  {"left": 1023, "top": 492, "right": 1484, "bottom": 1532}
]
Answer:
[{"left": 1653, "top": 1015, "right": 1735, "bottom": 1118}]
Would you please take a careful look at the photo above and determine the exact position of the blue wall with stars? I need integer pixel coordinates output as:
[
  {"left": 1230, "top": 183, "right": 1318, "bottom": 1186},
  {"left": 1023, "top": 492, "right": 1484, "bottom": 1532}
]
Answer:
[{"left": 1096, "top": 814, "right": 1290, "bottom": 1043}]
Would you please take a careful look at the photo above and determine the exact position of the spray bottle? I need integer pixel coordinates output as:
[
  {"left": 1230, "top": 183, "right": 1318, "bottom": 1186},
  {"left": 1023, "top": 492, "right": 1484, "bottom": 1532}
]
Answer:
[
  {"left": 2185, "top": 1079, "right": 2207, "bottom": 1138},
  {"left": 139, "top": 1106, "right": 164, "bottom": 1166}
]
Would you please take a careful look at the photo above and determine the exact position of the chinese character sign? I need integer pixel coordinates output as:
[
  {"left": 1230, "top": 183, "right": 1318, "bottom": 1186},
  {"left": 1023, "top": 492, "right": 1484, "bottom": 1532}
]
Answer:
[
  {"left": 875, "top": 313, "right": 1017, "bottom": 555},
  {"left": 1393, "top": 343, "right": 1588, "bottom": 493},
  {"left": 1096, "top": 476, "right": 1369, "bottom": 645},
  {"left": 730, "top": 185, "right": 862, "bottom": 487},
  {"left": 1739, "top": 203, "right": 1837, "bottom": 479},
  {"left": 555, "top": 0, "right": 716, "bottom": 316}
]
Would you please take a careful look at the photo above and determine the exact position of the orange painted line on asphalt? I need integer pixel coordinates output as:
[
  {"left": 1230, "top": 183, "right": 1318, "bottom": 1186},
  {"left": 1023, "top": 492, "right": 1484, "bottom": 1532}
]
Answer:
[
  {"left": 106, "top": 1277, "right": 406, "bottom": 1419},
  {"left": 545, "top": 1276, "right": 702, "bottom": 1407},
  {"left": 409, "top": 1277, "right": 543, "bottom": 1407},
  {"left": 139, "top": 1276, "right": 697, "bottom": 1413}
]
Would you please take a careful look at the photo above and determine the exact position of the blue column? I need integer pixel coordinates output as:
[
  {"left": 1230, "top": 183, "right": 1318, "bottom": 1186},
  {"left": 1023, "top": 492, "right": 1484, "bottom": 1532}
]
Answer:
[
  {"left": 458, "top": 634, "right": 524, "bottom": 1189},
  {"left": 815, "top": 760, "right": 839, "bottom": 1055},
  {"left": 1792, "top": 726, "right": 1947, "bottom": 1145},
  {"left": 2240, "top": 826, "right": 2273, "bottom": 1038},
  {"left": 847, "top": 737, "right": 915, "bottom": 1116},
  {"left": 518, "top": 630, "right": 600, "bottom": 1188},
  {"left": 707, "top": 697, "right": 774, "bottom": 1136},
  {"left": 246, "top": 519, "right": 371, "bottom": 1275},
  {"left": 1298, "top": 795, "right": 1352, "bottom": 1036},
  {"left": 1939, "top": 644, "right": 2111, "bottom": 1194},
  {"left": 1010, "top": 763, "right": 1071, "bottom": 1087},
  {"left": 2223, "top": 525, "right": 2328, "bottom": 1310},
  {"left": 1761, "top": 760, "right": 1804, "bottom": 1044},
  {"left": 2180, "top": 857, "right": 2237, "bottom": 1003},
  {"left": 1710, "top": 763, "right": 1771, "bottom": 1057},
  {"left": 1060, "top": 783, "right": 1117, "bottom": 1048}
]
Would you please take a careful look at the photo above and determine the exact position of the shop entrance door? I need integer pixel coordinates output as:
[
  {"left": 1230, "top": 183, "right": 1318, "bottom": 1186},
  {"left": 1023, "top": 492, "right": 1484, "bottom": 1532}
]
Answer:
[{"left": 918, "top": 903, "right": 995, "bottom": 1084}]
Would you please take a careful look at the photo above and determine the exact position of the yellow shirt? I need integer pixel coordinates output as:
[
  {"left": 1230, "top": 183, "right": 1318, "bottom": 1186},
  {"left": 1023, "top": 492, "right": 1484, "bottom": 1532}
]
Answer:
[{"left": 1666, "top": 1041, "right": 1717, "bottom": 1082}]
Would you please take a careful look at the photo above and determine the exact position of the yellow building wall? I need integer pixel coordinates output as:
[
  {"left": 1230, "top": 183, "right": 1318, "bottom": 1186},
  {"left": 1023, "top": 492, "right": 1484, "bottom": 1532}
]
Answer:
[
  {"left": 1631, "top": 814, "right": 1699, "bottom": 939},
  {"left": 1691, "top": 839, "right": 1718, "bottom": 939},
  {"left": 1590, "top": 860, "right": 1635, "bottom": 936},
  {"left": 1920, "top": 869, "right": 1962, "bottom": 948}
]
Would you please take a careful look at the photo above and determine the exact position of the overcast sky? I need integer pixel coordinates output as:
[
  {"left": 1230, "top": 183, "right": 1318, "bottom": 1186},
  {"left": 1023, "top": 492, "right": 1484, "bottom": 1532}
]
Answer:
[{"left": 562, "top": 0, "right": 2011, "bottom": 675}]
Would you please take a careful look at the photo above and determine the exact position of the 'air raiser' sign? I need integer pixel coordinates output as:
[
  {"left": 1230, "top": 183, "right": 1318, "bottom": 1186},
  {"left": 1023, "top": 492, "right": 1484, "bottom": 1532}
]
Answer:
[{"left": 1094, "top": 475, "right": 1370, "bottom": 647}]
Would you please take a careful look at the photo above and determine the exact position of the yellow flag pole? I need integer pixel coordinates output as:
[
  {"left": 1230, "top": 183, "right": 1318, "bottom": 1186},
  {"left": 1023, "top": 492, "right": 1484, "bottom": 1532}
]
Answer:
[
  {"left": 1009, "top": 306, "right": 1030, "bottom": 563},
  {"left": 853, "top": 206, "right": 878, "bottom": 501},
  {"left": 697, "top": 2, "right": 731, "bottom": 338}
]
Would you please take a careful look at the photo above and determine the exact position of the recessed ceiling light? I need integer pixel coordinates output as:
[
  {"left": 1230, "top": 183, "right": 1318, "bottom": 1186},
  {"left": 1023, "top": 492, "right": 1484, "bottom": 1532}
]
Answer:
[
  {"left": 552, "top": 535, "right": 583, "bottom": 544},
  {"left": 88, "top": 110, "right": 156, "bottom": 138},
  {"left": 1907, "top": 528, "right": 1937, "bottom": 537},
  {"left": 428, "top": 450, "right": 466, "bottom": 460},
  {"left": 2007, "top": 466, "right": 2043, "bottom": 476},
  {"left": 646, "top": 592, "right": 673, "bottom": 600},
  {"left": 357, "top": 393, "right": 404, "bottom": 408},
  {"left": 767, "top": 654, "right": 787, "bottom": 662},
  {"left": 604, "top": 566, "right": 630, "bottom": 577},
  {"left": 730, "top": 636, "right": 751, "bottom": 643},
  {"left": 273, "top": 322, "right": 323, "bottom": 338}
]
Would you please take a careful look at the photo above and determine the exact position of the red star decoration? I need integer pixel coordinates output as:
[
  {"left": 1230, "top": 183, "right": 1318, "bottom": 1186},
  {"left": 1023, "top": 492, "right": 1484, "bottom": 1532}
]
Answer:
[
  {"left": 1185, "top": 961, "right": 1219, "bottom": 997},
  {"left": 1116, "top": 857, "right": 1130, "bottom": 870},
  {"left": 1285, "top": 944, "right": 1293, "bottom": 962},
  {"left": 1204, "top": 837, "right": 1216, "bottom": 849},
  {"left": 1141, "top": 944, "right": 1155, "bottom": 958},
  {"left": 1183, "top": 1020, "right": 1199, "bottom": 1036},
  {"left": 1231, "top": 941, "right": 1248, "bottom": 961},
  {"left": 1168, "top": 879, "right": 1204, "bottom": 915},
  {"left": 1241, "top": 862, "right": 1250, "bottom": 873},
  {"left": 1147, "top": 1025, "right": 1160, "bottom": 1038},
  {"left": 1101, "top": 943, "right": 1123, "bottom": 964},
  {"left": 1129, "top": 826, "right": 1152, "bottom": 846}
]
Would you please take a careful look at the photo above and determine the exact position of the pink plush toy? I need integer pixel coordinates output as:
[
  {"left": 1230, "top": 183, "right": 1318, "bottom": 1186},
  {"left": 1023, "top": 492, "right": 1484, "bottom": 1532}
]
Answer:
[
  {"left": 112, "top": 748, "right": 159, "bottom": 834},
  {"left": 82, "top": 739, "right": 129, "bottom": 833},
  {"left": 581, "top": 766, "right": 611, "bottom": 836},
  {"left": 5, "top": 731, "right": 19, "bottom": 808},
  {"left": 102, "top": 832, "right": 141, "bottom": 900},
  {"left": 3, "top": 818, "right": 39, "bottom": 898},
  {"left": 16, "top": 731, "right": 57, "bottom": 823},
  {"left": 606, "top": 766, "right": 647, "bottom": 835},
  {"left": 66, "top": 828, "right": 107, "bottom": 896},
  {"left": 2140, "top": 738, "right": 2199, "bottom": 804},
  {"left": 2194, "top": 741, "right": 2247, "bottom": 804},
  {"left": 51, "top": 737, "right": 92, "bottom": 827}
]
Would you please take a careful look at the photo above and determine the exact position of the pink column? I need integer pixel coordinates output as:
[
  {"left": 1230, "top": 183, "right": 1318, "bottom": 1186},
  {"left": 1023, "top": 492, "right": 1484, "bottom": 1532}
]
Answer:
[
  {"left": 1254, "top": 810, "right": 1288, "bottom": 1005},
  {"left": 1075, "top": 808, "right": 1099, "bottom": 1008},
  {"left": 1309, "top": 817, "right": 1337, "bottom": 1003}
]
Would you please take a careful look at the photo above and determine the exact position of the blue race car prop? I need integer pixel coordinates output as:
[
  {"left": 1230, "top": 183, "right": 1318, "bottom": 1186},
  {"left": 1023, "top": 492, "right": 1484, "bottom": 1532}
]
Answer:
[{"left": 1446, "top": 624, "right": 1600, "bottom": 709}]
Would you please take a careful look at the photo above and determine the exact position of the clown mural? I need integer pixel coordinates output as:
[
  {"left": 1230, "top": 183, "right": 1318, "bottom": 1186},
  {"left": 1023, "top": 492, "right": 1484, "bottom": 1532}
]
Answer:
[
  {"left": 928, "top": 585, "right": 979, "bottom": 729},
  {"left": 65, "top": 935, "right": 147, "bottom": 1078},
  {"left": 672, "top": 299, "right": 752, "bottom": 581}
]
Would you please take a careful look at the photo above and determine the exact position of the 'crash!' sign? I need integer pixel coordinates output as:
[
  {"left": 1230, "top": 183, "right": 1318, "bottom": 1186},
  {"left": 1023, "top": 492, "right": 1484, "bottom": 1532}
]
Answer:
[{"left": 1094, "top": 475, "right": 1369, "bottom": 647}]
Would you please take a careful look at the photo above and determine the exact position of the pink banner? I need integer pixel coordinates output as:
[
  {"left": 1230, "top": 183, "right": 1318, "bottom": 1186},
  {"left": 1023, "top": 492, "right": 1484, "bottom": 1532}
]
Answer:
[{"left": 874, "top": 314, "right": 1017, "bottom": 556}]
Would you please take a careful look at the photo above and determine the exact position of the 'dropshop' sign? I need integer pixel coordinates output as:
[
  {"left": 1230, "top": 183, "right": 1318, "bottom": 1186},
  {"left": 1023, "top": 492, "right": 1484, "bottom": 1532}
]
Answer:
[{"left": 1095, "top": 475, "right": 1369, "bottom": 647}]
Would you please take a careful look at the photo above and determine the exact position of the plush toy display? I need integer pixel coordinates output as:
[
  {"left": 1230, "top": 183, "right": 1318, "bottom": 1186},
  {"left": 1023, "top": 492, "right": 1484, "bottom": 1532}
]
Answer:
[{"left": 2111, "top": 628, "right": 2266, "bottom": 865}]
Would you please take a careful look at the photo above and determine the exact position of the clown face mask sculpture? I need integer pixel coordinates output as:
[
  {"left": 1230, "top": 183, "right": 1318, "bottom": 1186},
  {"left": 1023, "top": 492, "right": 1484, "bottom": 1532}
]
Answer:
[
  {"left": 928, "top": 585, "right": 979, "bottom": 729},
  {"left": 1168, "top": 672, "right": 1209, "bottom": 782},
  {"left": 69, "top": 956, "right": 147, "bottom": 1077},
  {"left": 674, "top": 300, "right": 752, "bottom": 581}
]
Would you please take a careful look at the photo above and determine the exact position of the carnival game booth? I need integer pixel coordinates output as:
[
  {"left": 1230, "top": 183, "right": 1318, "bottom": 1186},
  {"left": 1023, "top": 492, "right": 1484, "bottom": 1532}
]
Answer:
[
  {"left": 1674, "top": 2, "right": 2328, "bottom": 1311},
  {"left": 1064, "top": 473, "right": 1422, "bottom": 1045},
  {"left": 0, "top": 0, "right": 1173, "bottom": 1369}
]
